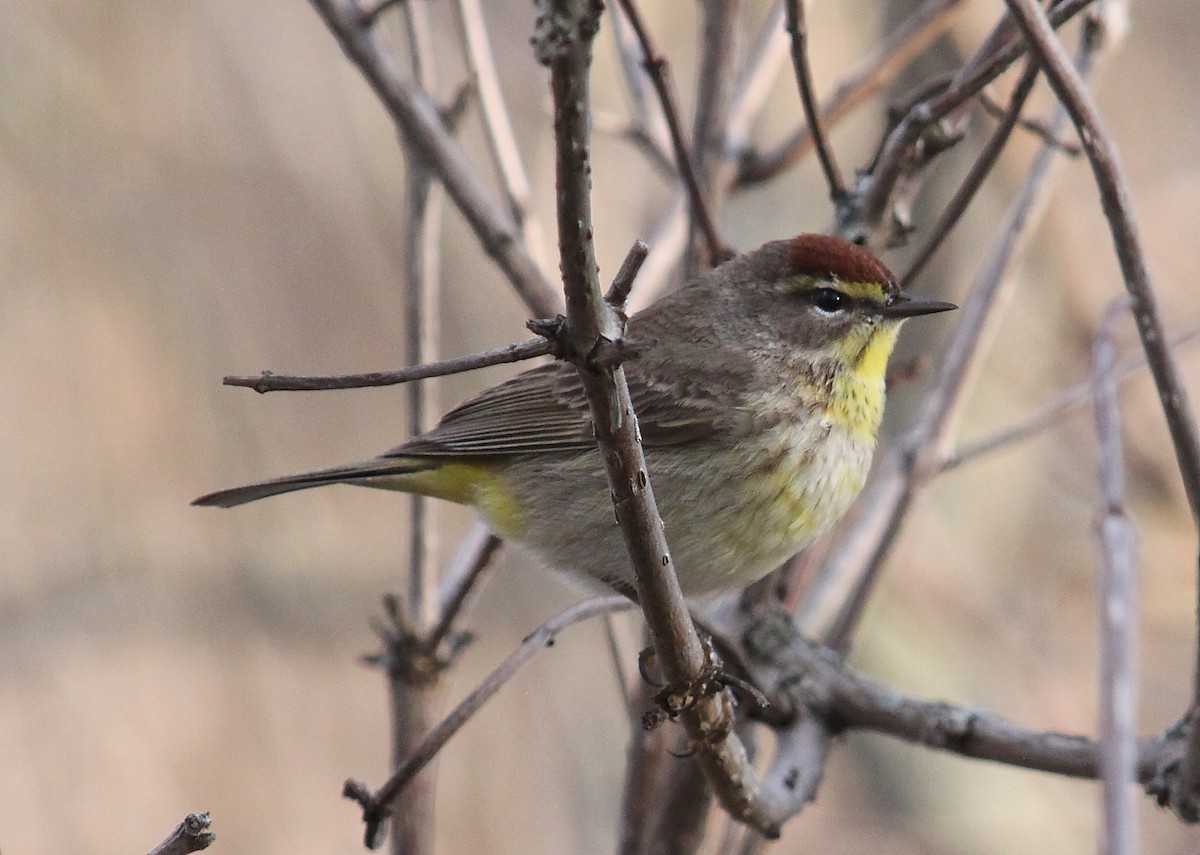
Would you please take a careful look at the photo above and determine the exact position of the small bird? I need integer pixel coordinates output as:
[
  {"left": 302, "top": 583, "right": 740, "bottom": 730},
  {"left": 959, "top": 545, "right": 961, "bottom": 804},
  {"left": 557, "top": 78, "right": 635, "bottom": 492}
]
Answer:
[{"left": 195, "top": 234, "right": 954, "bottom": 597}]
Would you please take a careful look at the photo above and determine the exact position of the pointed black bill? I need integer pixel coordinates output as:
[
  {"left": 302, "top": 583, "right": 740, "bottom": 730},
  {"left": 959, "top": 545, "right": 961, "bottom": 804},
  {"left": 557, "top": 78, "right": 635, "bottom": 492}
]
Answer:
[{"left": 879, "top": 292, "right": 958, "bottom": 319}]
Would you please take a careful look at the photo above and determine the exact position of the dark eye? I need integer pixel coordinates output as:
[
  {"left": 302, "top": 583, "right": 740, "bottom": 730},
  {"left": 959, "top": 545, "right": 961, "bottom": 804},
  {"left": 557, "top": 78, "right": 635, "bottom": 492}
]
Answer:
[{"left": 808, "top": 287, "right": 849, "bottom": 314}]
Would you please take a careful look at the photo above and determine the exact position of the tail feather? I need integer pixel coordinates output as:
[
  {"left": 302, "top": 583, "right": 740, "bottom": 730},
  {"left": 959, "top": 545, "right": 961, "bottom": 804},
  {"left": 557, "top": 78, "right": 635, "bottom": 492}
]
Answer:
[{"left": 192, "top": 458, "right": 429, "bottom": 508}]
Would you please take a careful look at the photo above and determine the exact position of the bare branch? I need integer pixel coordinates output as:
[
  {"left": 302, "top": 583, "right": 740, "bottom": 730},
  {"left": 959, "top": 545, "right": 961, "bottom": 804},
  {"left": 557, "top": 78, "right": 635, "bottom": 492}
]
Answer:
[
  {"left": 147, "top": 813, "right": 215, "bottom": 855},
  {"left": 392, "top": 8, "right": 444, "bottom": 851},
  {"left": 1092, "top": 296, "right": 1139, "bottom": 855},
  {"left": 451, "top": 0, "right": 550, "bottom": 274},
  {"left": 345, "top": 596, "right": 633, "bottom": 848},
  {"left": 612, "top": 0, "right": 730, "bottom": 267},
  {"left": 943, "top": 324, "right": 1200, "bottom": 472},
  {"left": 222, "top": 337, "right": 553, "bottom": 393},
  {"left": 783, "top": 0, "right": 845, "bottom": 200},
  {"left": 738, "top": 0, "right": 963, "bottom": 185},
  {"left": 536, "top": 1, "right": 791, "bottom": 836},
  {"left": 902, "top": 58, "right": 1041, "bottom": 286},
  {"left": 1002, "top": 0, "right": 1200, "bottom": 819},
  {"left": 845, "top": 0, "right": 1100, "bottom": 244},
  {"left": 429, "top": 521, "right": 503, "bottom": 653},
  {"left": 309, "top": 0, "right": 562, "bottom": 317}
]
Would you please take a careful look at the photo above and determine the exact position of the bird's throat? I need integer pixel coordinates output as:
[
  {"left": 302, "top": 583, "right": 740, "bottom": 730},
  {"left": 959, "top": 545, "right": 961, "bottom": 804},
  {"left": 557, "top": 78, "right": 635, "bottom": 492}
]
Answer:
[{"left": 827, "top": 324, "right": 900, "bottom": 441}]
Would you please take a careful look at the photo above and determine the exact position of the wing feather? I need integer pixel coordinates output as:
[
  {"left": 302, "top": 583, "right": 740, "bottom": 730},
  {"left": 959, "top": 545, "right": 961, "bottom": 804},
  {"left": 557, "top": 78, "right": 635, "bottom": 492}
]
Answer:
[{"left": 387, "top": 304, "right": 760, "bottom": 459}]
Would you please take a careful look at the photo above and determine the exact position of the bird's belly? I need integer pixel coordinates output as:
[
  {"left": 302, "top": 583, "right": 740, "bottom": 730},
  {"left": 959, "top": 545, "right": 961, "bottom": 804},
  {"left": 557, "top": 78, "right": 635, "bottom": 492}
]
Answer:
[
  {"left": 663, "top": 422, "right": 873, "bottom": 593},
  {"left": 492, "top": 422, "right": 873, "bottom": 597}
]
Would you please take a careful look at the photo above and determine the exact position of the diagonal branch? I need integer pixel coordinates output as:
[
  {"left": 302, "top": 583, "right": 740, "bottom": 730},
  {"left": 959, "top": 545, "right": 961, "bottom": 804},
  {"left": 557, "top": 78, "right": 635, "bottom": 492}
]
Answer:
[
  {"left": 536, "top": 0, "right": 787, "bottom": 837},
  {"left": 344, "top": 596, "right": 632, "bottom": 848},
  {"left": 612, "top": 0, "right": 729, "bottom": 267},
  {"left": 309, "top": 0, "right": 561, "bottom": 317},
  {"left": 783, "top": 0, "right": 845, "bottom": 201}
]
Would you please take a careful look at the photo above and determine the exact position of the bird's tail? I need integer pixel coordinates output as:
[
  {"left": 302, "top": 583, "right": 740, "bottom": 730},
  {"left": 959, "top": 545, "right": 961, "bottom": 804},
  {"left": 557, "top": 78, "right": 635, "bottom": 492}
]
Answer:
[{"left": 192, "top": 457, "right": 432, "bottom": 508}]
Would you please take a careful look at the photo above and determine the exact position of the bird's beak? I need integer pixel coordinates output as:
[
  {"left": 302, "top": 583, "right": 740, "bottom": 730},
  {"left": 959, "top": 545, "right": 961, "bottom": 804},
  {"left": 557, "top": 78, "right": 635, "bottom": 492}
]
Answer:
[{"left": 879, "top": 292, "right": 958, "bottom": 319}]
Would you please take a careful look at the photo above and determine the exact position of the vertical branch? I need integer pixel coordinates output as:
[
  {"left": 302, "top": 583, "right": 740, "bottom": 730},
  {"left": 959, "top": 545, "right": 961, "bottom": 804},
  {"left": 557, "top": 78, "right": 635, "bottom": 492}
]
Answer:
[
  {"left": 399, "top": 0, "right": 443, "bottom": 635},
  {"left": 783, "top": 0, "right": 845, "bottom": 201},
  {"left": 391, "top": 7, "right": 443, "bottom": 854},
  {"left": 1092, "top": 297, "right": 1139, "bottom": 855},
  {"left": 688, "top": 0, "right": 741, "bottom": 270},
  {"left": 534, "top": 0, "right": 783, "bottom": 837}
]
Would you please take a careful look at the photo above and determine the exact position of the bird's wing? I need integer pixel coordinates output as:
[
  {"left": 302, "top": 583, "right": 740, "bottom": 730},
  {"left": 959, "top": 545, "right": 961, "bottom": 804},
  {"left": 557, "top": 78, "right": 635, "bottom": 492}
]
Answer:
[{"left": 389, "top": 341, "right": 755, "bottom": 459}]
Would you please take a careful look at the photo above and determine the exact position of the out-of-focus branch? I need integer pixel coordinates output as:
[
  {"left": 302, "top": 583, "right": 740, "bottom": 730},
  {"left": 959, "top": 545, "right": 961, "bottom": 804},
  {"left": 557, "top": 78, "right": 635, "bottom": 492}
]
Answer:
[
  {"left": 901, "top": 58, "right": 1041, "bottom": 286},
  {"left": 1002, "top": 0, "right": 1200, "bottom": 821},
  {"left": 309, "top": 0, "right": 562, "bottom": 317},
  {"left": 222, "top": 337, "right": 553, "bottom": 393},
  {"left": 147, "top": 813, "right": 215, "bottom": 855},
  {"left": 738, "top": 0, "right": 963, "bottom": 186},
  {"left": 1092, "top": 297, "right": 1139, "bottom": 855},
  {"left": 391, "top": 6, "right": 444, "bottom": 851},
  {"left": 942, "top": 324, "right": 1200, "bottom": 472},
  {"left": 345, "top": 596, "right": 633, "bottom": 848},
  {"left": 686, "top": 0, "right": 741, "bottom": 273},
  {"left": 783, "top": 0, "right": 845, "bottom": 201},
  {"left": 613, "top": 0, "right": 729, "bottom": 267},
  {"left": 451, "top": 0, "right": 549, "bottom": 274},
  {"left": 844, "top": 0, "right": 1099, "bottom": 244}
]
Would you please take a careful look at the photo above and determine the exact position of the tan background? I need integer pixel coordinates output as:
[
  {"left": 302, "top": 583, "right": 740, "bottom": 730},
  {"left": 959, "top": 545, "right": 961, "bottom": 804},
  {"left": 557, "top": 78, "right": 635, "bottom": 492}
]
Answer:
[{"left": 3, "top": 1, "right": 1200, "bottom": 852}]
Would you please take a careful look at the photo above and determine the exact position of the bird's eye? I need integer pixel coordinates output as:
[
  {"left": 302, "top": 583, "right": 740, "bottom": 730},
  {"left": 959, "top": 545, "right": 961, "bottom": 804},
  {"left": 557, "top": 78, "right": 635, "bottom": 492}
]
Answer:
[{"left": 808, "top": 287, "right": 849, "bottom": 315}]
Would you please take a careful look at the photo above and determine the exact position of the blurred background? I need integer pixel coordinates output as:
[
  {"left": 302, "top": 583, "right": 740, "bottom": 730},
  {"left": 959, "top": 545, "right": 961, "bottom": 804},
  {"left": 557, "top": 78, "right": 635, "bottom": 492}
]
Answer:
[{"left": 3, "top": 0, "right": 1200, "bottom": 852}]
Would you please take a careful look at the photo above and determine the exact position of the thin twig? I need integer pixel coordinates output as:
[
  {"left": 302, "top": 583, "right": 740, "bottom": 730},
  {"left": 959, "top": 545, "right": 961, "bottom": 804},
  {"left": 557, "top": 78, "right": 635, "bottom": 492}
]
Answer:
[
  {"left": 1092, "top": 296, "right": 1139, "bottom": 855},
  {"left": 943, "top": 324, "right": 1200, "bottom": 472},
  {"left": 223, "top": 337, "right": 553, "bottom": 393},
  {"left": 344, "top": 596, "right": 633, "bottom": 848},
  {"left": 979, "top": 89, "right": 1082, "bottom": 154},
  {"left": 606, "top": 240, "right": 650, "bottom": 307},
  {"left": 738, "top": 0, "right": 963, "bottom": 185},
  {"left": 784, "top": 0, "right": 845, "bottom": 200},
  {"left": 613, "top": 0, "right": 729, "bottom": 267},
  {"left": 428, "top": 522, "right": 502, "bottom": 653},
  {"left": 902, "top": 58, "right": 1041, "bottom": 286},
  {"left": 609, "top": 0, "right": 673, "bottom": 167},
  {"left": 451, "top": 0, "right": 550, "bottom": 274},
  {"left": 309, "top": 0, "right": 561, "bottom": 317},
  {"left": 1003, "top": 0, "right": 1200, "bottom": 820},
  {"left": 147, "top": 813, "right": 215, "bottom": 855}
]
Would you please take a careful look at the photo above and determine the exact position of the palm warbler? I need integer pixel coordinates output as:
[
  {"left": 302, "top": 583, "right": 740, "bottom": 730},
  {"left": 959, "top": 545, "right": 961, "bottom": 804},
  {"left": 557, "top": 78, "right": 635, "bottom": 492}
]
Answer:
[{"left": 195, "top": 234, "right": 954, "bottom": 596}]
